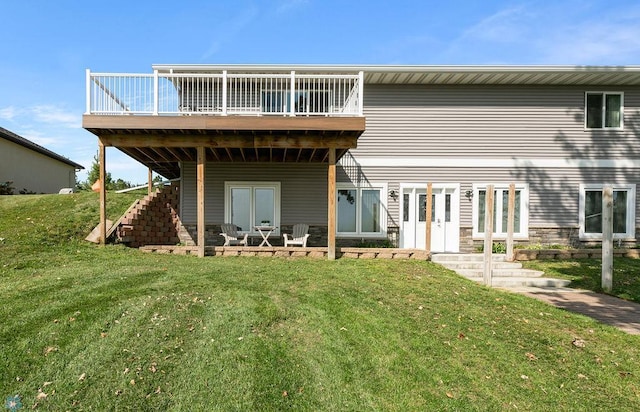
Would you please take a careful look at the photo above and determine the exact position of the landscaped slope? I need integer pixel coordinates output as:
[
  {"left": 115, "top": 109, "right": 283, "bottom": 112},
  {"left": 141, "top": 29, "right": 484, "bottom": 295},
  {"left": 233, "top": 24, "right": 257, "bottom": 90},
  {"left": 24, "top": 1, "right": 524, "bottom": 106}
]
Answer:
[{"left": 1, "top": 193, "right": 639, "bottom": 410}]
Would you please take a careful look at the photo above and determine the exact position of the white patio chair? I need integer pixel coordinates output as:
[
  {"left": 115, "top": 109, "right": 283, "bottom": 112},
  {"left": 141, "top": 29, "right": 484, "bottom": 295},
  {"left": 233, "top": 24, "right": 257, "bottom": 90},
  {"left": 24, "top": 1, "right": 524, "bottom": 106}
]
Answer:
[
  {"left": 283, "top": 224, "right": 310, "bottom": 247},
  {"left": 220, "top": 223, "right": 248, "bottom": 246}
]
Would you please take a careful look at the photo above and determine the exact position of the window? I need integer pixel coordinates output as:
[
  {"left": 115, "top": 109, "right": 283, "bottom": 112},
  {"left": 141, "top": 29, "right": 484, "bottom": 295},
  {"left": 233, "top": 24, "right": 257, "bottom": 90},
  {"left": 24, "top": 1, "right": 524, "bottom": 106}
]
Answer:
[
  {"left": 579, "top": 184, "right": 635, "bottom": 240},
  {"left": 472, "top": 184, "right": 529, "bottom": 239},
  {"left": 261, "top": 90, "right": 331, "bottom": 114},
  {"left": 225, "top": 182, "right": 280, "bottom": 234},
  {"left": 585, "top": 92, "right": 623, "bottom": 129},
  {"left": 337, "top": 185, "right": 386, "bottom": 236}
]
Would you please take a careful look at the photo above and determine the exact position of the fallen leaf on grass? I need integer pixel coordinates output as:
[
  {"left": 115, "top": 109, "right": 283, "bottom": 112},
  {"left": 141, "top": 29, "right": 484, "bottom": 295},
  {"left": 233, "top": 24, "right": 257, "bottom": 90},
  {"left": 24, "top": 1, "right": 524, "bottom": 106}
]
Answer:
[
  {"left": 44, "top": 346, "right": 57, "bottom": 356},
  {"left": 282, "top": 391, "right": 288, "bottom": 397},
  {"left": 130, "top": 379, "right": 136, "bottom": 386},
  {"left": 78, "top": 373, "right": 86, "bottom": 381},
  {"left": 43, "top": 381, "right": 53, "bottom": 387},
  {"left": 446, "top": 392, "right": 454, "bottom": 399},
  {"left": 36, "top": 391, "right": 47, "bottom": 400},
  {"left": 457, "top": 333, "right": 465, "bottom": 339},
  {"left": 526, "top": 352, "right": 538, "bottom": 361},
  {"left": 572, "top": 338, "right": 586, "bottom": 348}
]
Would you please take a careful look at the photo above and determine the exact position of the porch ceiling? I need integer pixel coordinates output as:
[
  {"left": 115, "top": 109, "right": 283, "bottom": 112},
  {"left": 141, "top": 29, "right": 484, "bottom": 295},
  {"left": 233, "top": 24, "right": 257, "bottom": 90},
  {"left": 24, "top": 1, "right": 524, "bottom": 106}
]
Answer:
[{"left": 83, "top": 115, "right": 365, "bottom": 179}]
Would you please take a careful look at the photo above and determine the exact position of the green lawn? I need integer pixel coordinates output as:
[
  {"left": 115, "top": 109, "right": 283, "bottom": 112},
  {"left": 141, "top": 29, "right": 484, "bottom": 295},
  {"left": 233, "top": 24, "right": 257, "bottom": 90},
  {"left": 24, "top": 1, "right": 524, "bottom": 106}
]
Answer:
[
  {"left": 524, "top": 258, "right": 640, "bottom": 302},
  {"left": 1, "top": 193, "right": 640, "bottom": 410}
]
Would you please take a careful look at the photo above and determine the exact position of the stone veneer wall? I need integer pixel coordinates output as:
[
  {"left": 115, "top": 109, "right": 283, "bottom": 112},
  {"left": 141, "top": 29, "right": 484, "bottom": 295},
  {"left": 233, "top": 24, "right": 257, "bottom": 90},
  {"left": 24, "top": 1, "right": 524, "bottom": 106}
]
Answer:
[{"left": 461, "top": 226, "right": 639, "bottom": 253}]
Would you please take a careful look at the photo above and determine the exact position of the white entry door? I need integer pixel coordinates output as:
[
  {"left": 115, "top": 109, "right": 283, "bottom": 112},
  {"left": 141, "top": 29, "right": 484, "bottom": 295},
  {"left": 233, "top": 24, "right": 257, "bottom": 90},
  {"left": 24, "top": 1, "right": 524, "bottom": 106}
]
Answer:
[{"left": 401, "top": 185, "right": 459, "bottom": 252}]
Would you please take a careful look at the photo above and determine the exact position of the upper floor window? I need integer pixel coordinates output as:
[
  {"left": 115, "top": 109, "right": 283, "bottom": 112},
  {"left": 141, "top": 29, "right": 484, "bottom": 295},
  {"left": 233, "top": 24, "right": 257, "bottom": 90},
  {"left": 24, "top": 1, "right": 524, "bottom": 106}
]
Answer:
[{"left": 585, "top": 92, "right": 623, "bottom": 129}]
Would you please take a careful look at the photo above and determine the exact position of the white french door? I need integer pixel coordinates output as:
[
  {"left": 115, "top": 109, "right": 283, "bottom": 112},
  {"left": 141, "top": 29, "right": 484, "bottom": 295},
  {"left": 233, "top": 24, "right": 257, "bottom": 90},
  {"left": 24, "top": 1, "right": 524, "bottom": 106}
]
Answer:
[{"left": 401, "top": 184, "right": 459, "bottom": 252}]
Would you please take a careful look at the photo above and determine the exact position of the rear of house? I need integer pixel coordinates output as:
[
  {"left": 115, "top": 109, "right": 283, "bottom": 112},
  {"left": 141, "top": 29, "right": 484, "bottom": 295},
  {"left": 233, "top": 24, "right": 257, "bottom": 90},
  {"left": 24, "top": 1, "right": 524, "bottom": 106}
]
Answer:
[{"left": 83, "top": 65, "right": 640, "bottom": 254}]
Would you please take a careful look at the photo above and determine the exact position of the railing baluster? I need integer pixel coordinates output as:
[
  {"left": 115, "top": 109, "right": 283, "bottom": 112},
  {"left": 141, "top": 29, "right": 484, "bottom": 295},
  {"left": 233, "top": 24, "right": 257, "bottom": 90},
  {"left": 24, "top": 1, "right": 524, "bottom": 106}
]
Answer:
[{"left": 87, "top": 71, "right": 361, "bottom": 116}]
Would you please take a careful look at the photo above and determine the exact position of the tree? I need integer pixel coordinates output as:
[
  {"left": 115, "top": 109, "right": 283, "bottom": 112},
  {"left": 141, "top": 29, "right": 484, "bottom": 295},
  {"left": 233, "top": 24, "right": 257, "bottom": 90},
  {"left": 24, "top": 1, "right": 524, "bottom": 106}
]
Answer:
[{"left": 80, "top": 153, "right": 132, "bottom": 191}]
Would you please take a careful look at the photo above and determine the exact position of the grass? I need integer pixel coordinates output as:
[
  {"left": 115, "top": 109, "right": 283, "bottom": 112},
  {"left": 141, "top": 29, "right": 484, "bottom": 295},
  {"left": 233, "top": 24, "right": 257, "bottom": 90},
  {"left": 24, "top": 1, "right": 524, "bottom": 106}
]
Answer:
[
  {"left": 523, "top": 258, "right": 640, "bottom": 302},
  {"left": 1, "top": 193, "right": 640, "bottom": 410}
]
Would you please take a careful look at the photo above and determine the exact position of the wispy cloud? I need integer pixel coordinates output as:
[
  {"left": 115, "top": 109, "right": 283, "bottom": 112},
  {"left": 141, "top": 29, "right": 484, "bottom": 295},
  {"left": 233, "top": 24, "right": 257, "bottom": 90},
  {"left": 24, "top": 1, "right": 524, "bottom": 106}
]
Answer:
[
  {"left": 440, "top": 2, "right": 640, "bottom": 64},
  {"left": 31, "top": 105, "right": 81, "bottom": 129},
  {"left": 0, "top": 106, "right": 19, "bottom": 120},
  {"left": 276, "top": 0, "right": 309, "bottom": 14},
  {"left": 19, "top": 128, "right": 62, "bottom": 148},
  {"left": 201, "top": 5, "right": 260, "bottom": 60}
]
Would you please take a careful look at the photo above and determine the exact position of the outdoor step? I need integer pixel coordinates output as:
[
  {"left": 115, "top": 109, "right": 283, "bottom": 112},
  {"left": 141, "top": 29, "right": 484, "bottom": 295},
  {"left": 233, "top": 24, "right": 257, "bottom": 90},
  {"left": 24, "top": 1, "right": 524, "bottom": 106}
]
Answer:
[
  {"left": 436, "top": 261, "right": 523, "bottom": 270},
  {"left": 431, "top": 253, "right": 508, "bottom": 263},
  {"left": 464, "top": 276, "right": 572, "bottom": 288},
  {"left": 454, "top": 268, "right": 545, "bottom": 278}
]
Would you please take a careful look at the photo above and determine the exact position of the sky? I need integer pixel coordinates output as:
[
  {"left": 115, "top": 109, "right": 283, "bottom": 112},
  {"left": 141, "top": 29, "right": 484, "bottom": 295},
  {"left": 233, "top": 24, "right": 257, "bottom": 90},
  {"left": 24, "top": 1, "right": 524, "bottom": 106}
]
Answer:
[{"left": 1, "top": 0, "right": 640, "bottom": 184}]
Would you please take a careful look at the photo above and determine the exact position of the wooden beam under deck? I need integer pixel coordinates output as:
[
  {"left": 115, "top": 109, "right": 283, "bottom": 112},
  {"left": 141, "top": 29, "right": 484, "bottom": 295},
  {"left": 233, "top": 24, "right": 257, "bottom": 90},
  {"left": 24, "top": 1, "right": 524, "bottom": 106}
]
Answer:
[
  {"left": 83, "top": 114, "right": 366, "bottom": 133},
  {"left": 97, "top": 133, "right": 359, "bottom": 150}
]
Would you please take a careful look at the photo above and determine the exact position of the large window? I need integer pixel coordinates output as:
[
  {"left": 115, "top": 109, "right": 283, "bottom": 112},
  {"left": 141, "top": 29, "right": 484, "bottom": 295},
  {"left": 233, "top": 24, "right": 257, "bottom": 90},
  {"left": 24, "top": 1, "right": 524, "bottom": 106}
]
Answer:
[
  {"left": 225, "top": 182, "right": 280, "bottom": 234},
  {"left": 585, "top": 92, "right": 623, "bottom": 129},
  {"left": 337, "top": 185, "right": 386, "bottom": 236},
  {"left": 472, "top": 184, "right": 529, "bottom": 239},
  {"left": 579, "top": 184, "right": 635, "bottom": 240}
]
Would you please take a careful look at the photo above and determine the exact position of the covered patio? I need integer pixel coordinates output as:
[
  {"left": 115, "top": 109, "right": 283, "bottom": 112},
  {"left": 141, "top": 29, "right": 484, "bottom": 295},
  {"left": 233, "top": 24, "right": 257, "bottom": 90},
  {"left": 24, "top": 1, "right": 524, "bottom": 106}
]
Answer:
[{"left": 83, "top": 114, "right": 365, "bottom": 259}]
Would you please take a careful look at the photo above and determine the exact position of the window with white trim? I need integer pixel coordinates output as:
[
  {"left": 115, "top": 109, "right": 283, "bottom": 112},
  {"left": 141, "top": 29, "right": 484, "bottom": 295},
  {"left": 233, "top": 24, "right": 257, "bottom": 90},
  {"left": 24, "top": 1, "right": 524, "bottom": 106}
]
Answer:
[
  {"left": 579, "top": 184, "right": 636, "bottom": 240},
  {"left": 585, "top": 92, "right": 623, "bottom": 129},
  {"left": 337, "top": 185, "right": 387, "bottom": 236},
  {"left": 224, "top": 182, "right": 280, "bottom": 234},
  {"left": 472, "top": 184, "right": 529, "bottom": 239}
]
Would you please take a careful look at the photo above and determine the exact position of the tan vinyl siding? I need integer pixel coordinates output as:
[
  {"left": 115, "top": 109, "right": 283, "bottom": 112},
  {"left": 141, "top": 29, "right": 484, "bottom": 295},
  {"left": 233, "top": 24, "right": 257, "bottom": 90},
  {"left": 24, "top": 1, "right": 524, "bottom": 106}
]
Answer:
[
  {"left": 181, "top": 162, "right": 327, "bottom": 224},
  {"left": 356, "top": 84, "right": 640, "bottom": 159}
]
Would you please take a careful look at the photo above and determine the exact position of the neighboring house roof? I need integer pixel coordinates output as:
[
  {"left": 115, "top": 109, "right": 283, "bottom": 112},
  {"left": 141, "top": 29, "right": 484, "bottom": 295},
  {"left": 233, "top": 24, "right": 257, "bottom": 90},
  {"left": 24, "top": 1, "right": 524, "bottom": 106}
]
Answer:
[
  {"left": 153, "top": 64, "right": 640, "bottom": 86},
  {"left": 0, "top": 127, "right": 84, "bottom": 169}
]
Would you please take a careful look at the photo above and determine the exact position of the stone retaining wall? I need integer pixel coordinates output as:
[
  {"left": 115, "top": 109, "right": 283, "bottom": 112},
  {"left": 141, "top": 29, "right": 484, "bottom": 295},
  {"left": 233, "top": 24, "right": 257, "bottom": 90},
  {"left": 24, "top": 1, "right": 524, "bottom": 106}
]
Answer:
[
  {"left": 515, "top": 248, "right": 640, "bottom": 260},
  {"left": 139, "top": 245, "right": 430, "bottom": 260}
]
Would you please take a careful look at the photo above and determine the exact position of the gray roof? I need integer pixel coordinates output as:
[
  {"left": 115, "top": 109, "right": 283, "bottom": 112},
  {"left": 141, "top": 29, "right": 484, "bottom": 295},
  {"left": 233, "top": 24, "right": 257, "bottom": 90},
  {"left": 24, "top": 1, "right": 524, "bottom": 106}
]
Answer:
[
  {"left": 0, "top": 127, "right": 84, "bottom": 169},
  {"left": 152, "top": 64, "right": 640, "bottom": 86}
]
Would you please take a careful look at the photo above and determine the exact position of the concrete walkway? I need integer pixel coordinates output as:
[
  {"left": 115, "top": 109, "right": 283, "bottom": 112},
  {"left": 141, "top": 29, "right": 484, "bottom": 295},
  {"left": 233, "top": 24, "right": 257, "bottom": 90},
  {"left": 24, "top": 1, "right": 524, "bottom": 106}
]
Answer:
[{"left": 504, "top": 287, "right": 640, "bottom": 335}]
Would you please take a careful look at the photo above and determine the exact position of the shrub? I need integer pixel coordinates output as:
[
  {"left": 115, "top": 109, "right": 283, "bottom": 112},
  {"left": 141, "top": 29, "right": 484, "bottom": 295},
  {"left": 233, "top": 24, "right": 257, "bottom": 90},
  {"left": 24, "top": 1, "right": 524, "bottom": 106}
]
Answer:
[{"left": 0, "top": 181, "right": 15, "bottom": 195}]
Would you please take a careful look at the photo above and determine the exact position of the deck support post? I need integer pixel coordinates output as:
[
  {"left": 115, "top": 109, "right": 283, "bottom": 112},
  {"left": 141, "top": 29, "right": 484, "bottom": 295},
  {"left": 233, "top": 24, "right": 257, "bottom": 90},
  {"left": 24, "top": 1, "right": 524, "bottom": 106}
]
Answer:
[
  {"left": 602, "top": 185, "right": 613, "bottom": 292},
  {"left": 99, "top": 141, "right": 107, "bottom": 245},
  {"left": 425, "top": 183, "right": 433, "bottom": 252},
  {"left": 147, "top": 168, "right": 153, "bottom": 196},
  {"left": 506, "top": 183, "right": 515, "bottom": 261},
  {"left": 197, "top": 146, "right": 206, "bottom": 258},
  {"left": 483, "top": 185, "right": 495, "bottom": 286},
  {"left": 328, "top": 148, "right": 336, "bottom": 260}
]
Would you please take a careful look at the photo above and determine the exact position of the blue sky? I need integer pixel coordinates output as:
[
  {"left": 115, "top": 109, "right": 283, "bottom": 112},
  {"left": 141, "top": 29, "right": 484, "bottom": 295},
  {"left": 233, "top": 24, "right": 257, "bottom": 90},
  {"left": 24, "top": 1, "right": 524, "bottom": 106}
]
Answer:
[{"left": 1, "top": 0, "right": 639, "bottom": 184}]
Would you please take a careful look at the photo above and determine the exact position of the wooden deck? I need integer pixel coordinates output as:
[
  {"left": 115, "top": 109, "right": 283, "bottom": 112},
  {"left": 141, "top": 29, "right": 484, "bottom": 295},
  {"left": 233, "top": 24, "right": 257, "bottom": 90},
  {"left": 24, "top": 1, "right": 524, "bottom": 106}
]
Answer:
[{"left": 139, "top": 245, "right": 430, "bottom": 260}]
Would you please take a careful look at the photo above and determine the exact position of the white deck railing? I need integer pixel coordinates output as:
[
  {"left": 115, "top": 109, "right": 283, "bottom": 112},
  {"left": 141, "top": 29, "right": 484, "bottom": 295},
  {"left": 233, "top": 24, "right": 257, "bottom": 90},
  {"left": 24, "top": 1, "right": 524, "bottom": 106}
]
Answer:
[{"left": 86, "top": 69, "right": 364, "bottom": 117}]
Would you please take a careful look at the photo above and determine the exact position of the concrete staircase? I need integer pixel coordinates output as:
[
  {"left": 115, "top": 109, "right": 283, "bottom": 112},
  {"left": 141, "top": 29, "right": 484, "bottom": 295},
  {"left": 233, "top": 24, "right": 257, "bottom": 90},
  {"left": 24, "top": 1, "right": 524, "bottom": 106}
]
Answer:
[{"left": 431, "top": 253, "right": 571, "bottom": 288}]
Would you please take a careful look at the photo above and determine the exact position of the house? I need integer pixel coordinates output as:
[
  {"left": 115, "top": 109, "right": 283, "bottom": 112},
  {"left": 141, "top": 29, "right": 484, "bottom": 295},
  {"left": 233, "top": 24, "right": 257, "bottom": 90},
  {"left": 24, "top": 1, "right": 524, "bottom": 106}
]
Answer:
[
  {"left": 0, "top": 127, "right": 84, "bottom": 194},
  {"left": 82, "top": 65, "right": 640, "bottom": 257}
]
